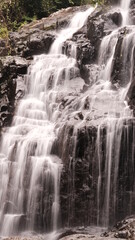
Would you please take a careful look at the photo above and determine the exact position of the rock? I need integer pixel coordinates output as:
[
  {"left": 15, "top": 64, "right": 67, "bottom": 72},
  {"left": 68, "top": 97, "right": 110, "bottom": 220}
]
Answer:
[
  {"left": 80, "top": 64, "right": 101, "bottom": 85},
  {"left": 87, "top": 7, "right": 105, "bottom": 57},
  {"left": 15, "top": 75, "right": 26, "bottom": 102},
  {"left": 0, "top": 56, "right": 28, "bottom": 127},
  {"left": 8, "top": 5, "right": 91, "bottom": 58},
  {"left": 114, "top": 230, "right": 131, "bottom": 239},
  {"left": 57, "top": 216, "right": 135, "bottom": 239},
  {"left": 108, "top": 11, "right": 122, "bottom": 26},
  {"left": 127, "top": 85, "right": 135, "bottom": 116},
  {"left": 0, "top": 56, "right": 28, "bottom": 77},
  {"left": 130, "top": 0, "right": 135, "bottom": 9},
  {"left": 25, "top": 32, "right": 55, "bottom": 56},
  {"left": 110, "top": 27, "right": 133, "bottom": 87},
  {"left": 59, "top": 233, "right": 125, "bottom": 240},
  {"left": 0, "top": 38, "right": 10, "bottom": 56},
  {"left": 51, "top": 116, "right": 135, "bottom": 228},
  {"left": 9, "top": 30, "right": 55, "bottom": 57},
  {"left": 87, "top": 6, "right": 122, "bottom": 59},
  {"left": 106, "top": 0, "right": 120, "bottom": 4},
  {"left": 51, "top": 123, "right": 98, "bottom": 227}
]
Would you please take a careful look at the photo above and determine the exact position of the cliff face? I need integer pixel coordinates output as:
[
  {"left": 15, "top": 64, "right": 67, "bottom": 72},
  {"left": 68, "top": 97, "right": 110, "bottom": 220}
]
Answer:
[{"left": 1, "top": 1, "right": 135, "bottom": 233}]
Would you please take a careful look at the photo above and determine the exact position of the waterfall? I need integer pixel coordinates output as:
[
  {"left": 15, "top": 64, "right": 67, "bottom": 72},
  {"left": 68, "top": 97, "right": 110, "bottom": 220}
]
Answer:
[
  {"left": 120, "top": 0, "right": 131, "bottom": 25},
  {"left": 0, "top": 6, "right": 95, "bottom": 237},
  {"left": 90, "top": 0, "right": 134, "bottom": 226},
  {"left": 0, "top": 0, "right": 135, "bottom": 235},
  {"left": 62, "top": 0, "right": 135, "bottom": 227},
  {"left": 50, "top": 7, "right": 94, "bottom": 54}
]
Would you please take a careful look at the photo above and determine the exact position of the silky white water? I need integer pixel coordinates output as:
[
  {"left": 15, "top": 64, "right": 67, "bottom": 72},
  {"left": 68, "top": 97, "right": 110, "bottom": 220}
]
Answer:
[
  {"left": 63, "top": 0, "right": 134, "bottom": 227},
  {"left": 95, "top": 0, "right": 133, "bottom": 226},
  {"left": 50, "top": 7, "right": 95, "bottom": 54},
  {"left": 0, "top": 6, "right": 95, "bottom": 236},
  {"left": 120, "top": 0, "right": 131, "bottom": 25},
  {"left": 0, "top": 0, "right": 134, "bottom": 234}
]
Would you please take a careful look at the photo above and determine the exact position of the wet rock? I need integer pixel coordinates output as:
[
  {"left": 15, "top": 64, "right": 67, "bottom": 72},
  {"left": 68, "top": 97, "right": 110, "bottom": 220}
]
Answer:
[
  {"left": 52, "top": 123, "right": 98, "bottom": 227},
  {"left": 59, "top": 233, "right": 125, "bottom": 240},
  {"left": 9, "top": 5, "right": 91, "bottom": 58},
  {"left": 10, "top": 30, "right": 55, "bottom": 57},
  {"left": 87, "top": 6, "right": 122, "bottom": 59},
  {"left": 26, "top": 32, "right": 55, "bottom": 56},
  {"left": 114, "top": 230, "right": 131, "bottom": 239},
  {"left": 51, "top": 116, "right": 135, "bottom": 228},
  {"left": 0, "top": 56, "right": 28, "bottom": 77},
  {"left": 0, "top": 56, "right": 28, "bottom": 127},
  {"left": 112, "top": 217, "right": 135, "bottom": 239},
  {"left": 110, "top": 27, "right": 132, "bottom": 87},
  {"left": 106, "top": 0, "right": 120, "bottom": 4},
  {"left": 75, "top": 38, "right": 95, "bottom": 65},
  {"left": 108, "top": 11, "right": 122, "bottom": 26},
  {"left": 63, "top": 34, "right": 95, "bottom": 66},
  {"left": 4, "top": 201, "right": 18, "bottom": 214},
  {"left": 130, "top": 0, "right": 135, "bottom": 9},
  {"left": 0, "top": 38, "right": 10, "bottom": 56},
  {"left": 80, "top": 64, "right": 101, "bottom": 85},
  {"left": 87, "top": 7, "right": 105, "bottom": 57},
  {"left": 129, "top": 8, "right": 135, "bottom": 24},
  {"left": 15, "top": 75, "right": 26, "bottom": 102}
]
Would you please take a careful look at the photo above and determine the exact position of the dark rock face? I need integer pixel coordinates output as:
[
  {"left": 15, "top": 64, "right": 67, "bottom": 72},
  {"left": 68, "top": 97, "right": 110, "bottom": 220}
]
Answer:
[
  {"left": 86, "top": 7, "right": 122, "bottom": 59},
  {"left": 127, "top": 82, "right": 135, "bottom": 115},
  {"left": 110, "top": 28, "right": 131, "bottom": 87},
  {"left": 0, "top": 39, "right": 10, "bottom": 57},
  {"left": 52, "top": 124, "right": 97, "bottom": 227},
  {"left": 54, "top": 121, "right": 135, "bottom": 227},
  {"left": 52, "top": 118, "right": 135, "bottom": 227},
  {"left": 9, "top": 30, "right": 55, "bottom": 58},
  {"left": 0, "top": 56, "right": 28, "bottom": 128}
]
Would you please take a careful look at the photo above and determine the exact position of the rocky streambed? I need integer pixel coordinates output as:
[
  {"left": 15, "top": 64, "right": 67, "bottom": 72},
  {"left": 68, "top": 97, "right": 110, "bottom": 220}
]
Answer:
[{"left": 3, "top": 217, "right": 135, "bottom": 240}]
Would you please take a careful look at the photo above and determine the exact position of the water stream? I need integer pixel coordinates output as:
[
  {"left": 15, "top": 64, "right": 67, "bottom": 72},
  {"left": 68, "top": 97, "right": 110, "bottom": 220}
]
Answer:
[
  {"left": 120, "top": 0, "right": 131, "bottom": 25},
  {"left": 64, "top": 0, "right": 134, "bottom": 227},
  {"left": 93, "top": 0, "right": 134, "bottom": 226},
  {"left": 0, "top": 0, "right": 134, "bottom": 236},
  {"left": 0, "top": 6, "right": 95, "bottom": 237}
]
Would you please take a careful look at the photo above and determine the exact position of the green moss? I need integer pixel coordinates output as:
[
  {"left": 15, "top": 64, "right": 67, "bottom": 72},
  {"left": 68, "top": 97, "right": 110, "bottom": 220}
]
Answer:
[{"left": 0, "top": 26, "right": 8, "bottom": 39}]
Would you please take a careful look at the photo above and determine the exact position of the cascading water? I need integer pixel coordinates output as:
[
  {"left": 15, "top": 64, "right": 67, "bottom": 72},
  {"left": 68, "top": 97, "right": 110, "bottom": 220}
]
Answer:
[
  {"left": 0, "top": 6, "right": 95, "bottom": 237},
  {"left": 78, "top": 0, "right": 134, "bottom": 227},
  {"left": 57, "top": 0, "right": 135, "bottom": 228},
  {"left": 94, "top": 0, "right": 135, "bottom": 226},
  {"left": 0, "top": 0, "right": 135, "bottom": 235},
  {"left": 120, "top": 0, "right": 131, "bottom": 25}
]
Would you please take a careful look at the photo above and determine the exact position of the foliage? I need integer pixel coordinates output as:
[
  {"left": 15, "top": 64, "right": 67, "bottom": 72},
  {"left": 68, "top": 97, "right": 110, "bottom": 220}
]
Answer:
[
  {"left": 0, "top": 0, "right": 105, "bottom": 35},
  {"left": 0, "top": 25, "right": 8, "bottom": 39}
]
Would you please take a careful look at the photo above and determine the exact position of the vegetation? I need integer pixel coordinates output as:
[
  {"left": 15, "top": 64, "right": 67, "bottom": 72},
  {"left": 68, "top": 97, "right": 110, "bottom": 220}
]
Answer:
[
  {"left": 0, "top": 0, "right": 105, "bottom": 35},
  {"left": 0, "top": 25, "right": 8, "bottom": 38}
]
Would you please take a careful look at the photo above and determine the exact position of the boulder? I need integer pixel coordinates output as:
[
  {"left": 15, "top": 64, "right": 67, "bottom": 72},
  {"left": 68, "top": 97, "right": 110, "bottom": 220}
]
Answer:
[{"left": 9, "top": 30, "right": 55, "bottom": 57}]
